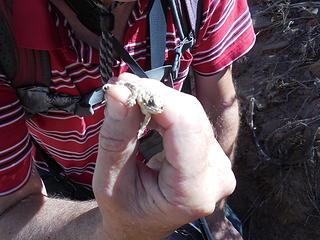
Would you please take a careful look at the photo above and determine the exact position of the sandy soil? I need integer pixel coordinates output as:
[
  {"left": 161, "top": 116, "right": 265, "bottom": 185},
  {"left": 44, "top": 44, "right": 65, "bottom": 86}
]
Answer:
[{"left": 228, "top": 0, "right": 320, "bottom": 239}]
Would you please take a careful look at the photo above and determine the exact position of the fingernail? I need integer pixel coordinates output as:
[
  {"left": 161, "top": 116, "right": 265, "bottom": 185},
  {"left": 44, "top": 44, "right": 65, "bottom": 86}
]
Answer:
[{"left": 106, "top": 95, "right": 128, "bottom": 120}]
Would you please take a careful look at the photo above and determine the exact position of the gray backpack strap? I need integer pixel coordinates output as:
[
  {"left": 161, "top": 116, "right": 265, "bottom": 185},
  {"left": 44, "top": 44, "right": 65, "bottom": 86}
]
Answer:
[
  {"left": 148, "top": 0, "right": 202, "bottom": 85},
  {"left": 149, "top": 0, "right": 166, "bottom": 69},
  {"left": 142, "top": 0, "right": 203, "bottom": 161}
]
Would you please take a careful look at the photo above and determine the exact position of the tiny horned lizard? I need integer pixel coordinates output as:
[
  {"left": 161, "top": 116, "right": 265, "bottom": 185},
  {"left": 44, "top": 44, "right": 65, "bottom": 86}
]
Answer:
[{"left": 104, "top": 81, "right": 164, "bottom": 137}]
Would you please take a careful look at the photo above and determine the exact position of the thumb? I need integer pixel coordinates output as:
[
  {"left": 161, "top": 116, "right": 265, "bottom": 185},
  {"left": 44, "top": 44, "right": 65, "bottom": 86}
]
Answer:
[{"left": 93, "top": 84, "right": 142, "bottom": 205}]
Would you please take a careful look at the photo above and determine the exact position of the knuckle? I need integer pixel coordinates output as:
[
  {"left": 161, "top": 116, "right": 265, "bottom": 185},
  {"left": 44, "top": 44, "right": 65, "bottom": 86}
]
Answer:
[
  {"left": 177, "top": 95, "right": 211, "bottom": 132},
  {"left": 99, "top": 133, "right": 131, "bottom": 152},
  {"left": 192, "top": 203, "right": 216, "bottom": 218},
  {"left": 224, "top": 172, "right": 237, "bottom": 196},
  {"left": 215, "top": 169, "right": 237, "bottom": 201}
]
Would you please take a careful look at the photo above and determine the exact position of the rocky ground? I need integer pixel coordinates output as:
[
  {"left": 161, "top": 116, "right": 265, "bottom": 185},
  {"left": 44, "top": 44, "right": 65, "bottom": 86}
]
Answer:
[{"left": 229, "top": 0, "right": 320, "bottom": 239}]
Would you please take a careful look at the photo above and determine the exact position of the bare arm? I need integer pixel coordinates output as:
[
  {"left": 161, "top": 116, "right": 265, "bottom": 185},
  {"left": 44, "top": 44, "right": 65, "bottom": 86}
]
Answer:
[
  {"left": 195, "top": 67, "right": 239, "bottom": 160},
  {"left": 0, "top": 73, "right": 236, "bottom": 240},
  {"left": 195, "top": 67, "right": 243, "bottom": 239},
  {"left": 0, "top": 166, "right": 105, "bottom": 240}
]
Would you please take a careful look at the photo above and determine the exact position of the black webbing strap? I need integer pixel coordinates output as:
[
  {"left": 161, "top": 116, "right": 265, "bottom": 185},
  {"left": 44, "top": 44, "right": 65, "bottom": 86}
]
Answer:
[
  {"left": 0, "top": 0, "right": 202, "bottom": 118},
  {"left": 10, "top": 0, "right": 196, "bottom": 117},
  {"left": 181, "top": 0, "right": 202, "bottom": 38},
  {"left": 110, "top": 35, "right": 174, "bottom": 87},
  {"left": 110, "top": 35, "right": 148, "bottom": 79},
  {"left": 167, "top": 0, "right": 195, "bottom": 80},
  {"left": 168, "top": 0, "right": 186, "bottom": 40},
  {"left": 198, "top": 218, "right": 214, "bottom": 240},
  {"left": 163, "top": 221, "right": 212, "bottom": 240}
]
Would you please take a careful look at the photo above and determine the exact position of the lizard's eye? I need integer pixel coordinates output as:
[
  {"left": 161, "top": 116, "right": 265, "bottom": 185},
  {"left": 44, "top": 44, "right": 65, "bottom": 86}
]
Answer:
[{"left": 147, "top": 99, "right": 156, "bottom": 106}]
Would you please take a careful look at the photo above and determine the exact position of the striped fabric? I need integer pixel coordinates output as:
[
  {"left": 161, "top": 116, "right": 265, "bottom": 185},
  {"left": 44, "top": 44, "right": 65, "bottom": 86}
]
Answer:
[{"left": 0, "top": 0, "right": 255, "bottom": 196}]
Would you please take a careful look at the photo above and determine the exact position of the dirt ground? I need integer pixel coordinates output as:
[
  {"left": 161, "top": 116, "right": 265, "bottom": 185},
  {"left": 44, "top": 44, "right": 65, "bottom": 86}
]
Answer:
[{"left": 228, "top": 0, "right": 320, "bottom": 239}]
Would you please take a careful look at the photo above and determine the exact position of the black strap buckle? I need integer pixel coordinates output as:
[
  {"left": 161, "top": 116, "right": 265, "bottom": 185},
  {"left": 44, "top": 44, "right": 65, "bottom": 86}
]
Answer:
[
  {"left": 171, "top": 33, "right": 195, "bottom": 80},
  {"left": 171, "top": 46, "right": 182, "bottom": 80}
]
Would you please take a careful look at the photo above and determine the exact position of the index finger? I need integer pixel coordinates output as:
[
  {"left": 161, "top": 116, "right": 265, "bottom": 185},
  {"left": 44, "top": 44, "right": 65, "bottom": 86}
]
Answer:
[{"left": 116, "top": 73, "right": 216, "bottom": 171}]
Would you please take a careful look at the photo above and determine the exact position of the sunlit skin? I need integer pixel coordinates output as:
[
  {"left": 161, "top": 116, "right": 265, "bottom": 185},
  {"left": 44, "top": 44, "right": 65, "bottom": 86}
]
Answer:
[
  {"left": 0, "top": 0, "right": 242, "bottom": 239},
  {"left": 51, "top": 1, "right": 242, "bottom": 239}
]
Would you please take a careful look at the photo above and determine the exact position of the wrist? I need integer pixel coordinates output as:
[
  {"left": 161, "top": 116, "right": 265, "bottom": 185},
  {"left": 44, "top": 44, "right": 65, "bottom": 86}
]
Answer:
[
  {"left": 93, "top": 208, "right": 117, "bottom": 240},
  {"left": 97, "top": 210, "right": 130, "bottom": 240}
]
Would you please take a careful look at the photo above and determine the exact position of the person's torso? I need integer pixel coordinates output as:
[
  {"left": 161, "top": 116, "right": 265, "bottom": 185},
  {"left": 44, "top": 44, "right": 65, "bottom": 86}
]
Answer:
[{"left": 30, "top": 0, "right": 194, "bottom": 188}]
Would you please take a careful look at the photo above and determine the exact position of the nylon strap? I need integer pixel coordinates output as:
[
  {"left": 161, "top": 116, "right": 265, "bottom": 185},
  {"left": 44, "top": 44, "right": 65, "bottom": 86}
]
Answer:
[
  {"left": 110, "top": 35, "right": 149, "bottom": 79},
  {"left": 183, "top": 0, "right": 202, "bottom": 38},
  {"left": 1, "top": 0, "right": 201, "bottom": 117},
  {"left": 99, "top": 2, "right": 121, "bottom": 85},
  {"left": 149, "top": 0, "right": 166, "bottom": 69}
]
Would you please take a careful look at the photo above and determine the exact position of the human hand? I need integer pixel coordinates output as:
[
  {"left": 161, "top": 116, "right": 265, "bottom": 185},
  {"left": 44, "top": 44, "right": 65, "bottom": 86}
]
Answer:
[{"left": 93, "top": 73, "right": 236, "bottom": 240}]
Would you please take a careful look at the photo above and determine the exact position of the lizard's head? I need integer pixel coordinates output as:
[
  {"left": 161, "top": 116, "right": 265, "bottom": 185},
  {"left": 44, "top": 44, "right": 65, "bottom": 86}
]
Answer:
[{"left": 140, "top": 95, "right": 164, "bottom": 114}]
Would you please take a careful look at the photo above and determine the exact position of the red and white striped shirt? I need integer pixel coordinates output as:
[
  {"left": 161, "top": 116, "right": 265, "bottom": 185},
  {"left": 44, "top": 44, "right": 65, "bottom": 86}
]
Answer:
[{"left": 0, "top": 0, "right": 255, "bottom": 196}]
